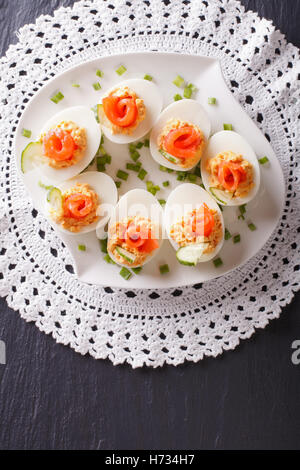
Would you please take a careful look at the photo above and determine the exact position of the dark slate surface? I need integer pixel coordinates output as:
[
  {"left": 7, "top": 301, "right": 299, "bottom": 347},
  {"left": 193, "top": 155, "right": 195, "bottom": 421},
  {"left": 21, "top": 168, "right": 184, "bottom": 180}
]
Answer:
[{"left": 0, "top": 0, "right": 299, "bottom": 450}]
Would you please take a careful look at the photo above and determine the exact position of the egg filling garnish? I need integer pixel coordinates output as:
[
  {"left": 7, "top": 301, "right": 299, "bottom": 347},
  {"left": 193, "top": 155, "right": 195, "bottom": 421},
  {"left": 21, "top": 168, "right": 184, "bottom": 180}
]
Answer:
[
  {"left": 99, "top": 86, "right": 146, "bottom": 136},
  {"left": 108, "top": 215, "right": 160, "bottom": 267},
  {"left": 158, "top": 119, "right": 206, "bottom": 169}
]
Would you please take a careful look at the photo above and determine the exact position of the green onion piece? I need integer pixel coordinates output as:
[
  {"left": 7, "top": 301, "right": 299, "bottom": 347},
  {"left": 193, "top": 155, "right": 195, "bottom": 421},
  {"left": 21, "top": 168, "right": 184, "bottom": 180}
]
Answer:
[
  {"left": 144, "top": 139, "right": 150, "bottom": 148},
  {"left": 177, "top": 171, "right": 186, "bottom": 181},
  {"left": 248, "top": 222, "right": 257, "bottom": 231},
  {"left": 129, "top": 143, "right": 136, "bottom": 152},
  {"left": 100, "top": 134, "right": 104, "bottom": 145},
  {"left": 116, "top": 169, "right": 129, "bottom": 181},
  {"left": 239, "top": 204, "right": 247, "bottom": 215},
  {"left": 97, "top": 155, "right": 107, "bottom": 165},
  {"left": 174, "top": 94, "right": 183, "bottom": 101},
  {"left": 126, "top": 162, "right": 141, "bottom": 172},
  {"left": 105, "top": 154, "right": 112, "bottom": 164},
  {"left": 119, "top": 267, "right": 132, "bottom": 280},
  {"left": 258, "top": 156, "right": 269, "bottom": 165},
  {"left": 93, "top": 82, "right": 101, "bottom": 91},
  {"left": 159, "top": 264, "right": 170, "bottom": 275},
  {"left": 132, "top": 267, "right": 142, "bottom": 274},
  {"left": 138, "top": 169, "right": 147, "bottom": 180},
  {"left": 194, "top": 166, "right": 201, "bottom": 177},
  {"left": 183, "top": 86, "right": 192, "bottom": 99},
  {"left": 135, "top": 141, "right": 144, "bottom": 149},
  {"left": 104, "top": 254, "right": 115, "bottom": 264},
  {"left": 116, "top": 65, "right": 127, "bottom": 76},
  {"left": 148, "top": 187, "right": 158, "bottom": 196},
  {"left": 166, "top": 168, "right": 174, "bottom": 173},
  {"left": 225, "top": 228, "right": 232, "bottom": 240},
  {"left": 158, "top": 199, "right": 166, "bottom": 206},
  {"left": 188, "top": 173, "right": 197, "bottom": 183},
  {"left": 223, "top": 123, "right": 233, "bottom": 131},
  {"left": 78, "top": 244, "right": 86, "bottom": 252},
  {"left": 173, "top": 75, "right": 184, "bottom": 87},
  {"left": 51, "top": 91, "right": 64, "bottom": 104},
  {"left": 153, "top": 185, "right": 160, "bottom": 191},
  {"left": 162, "top": 180, "right": 170, "bottom": 187},
  {"left": 115, "top": 181, "right": 122, "bottom": 188},
  {"left": 72, "top": 83, "right": 80, "bottom": 88},
  {"left": 130, "top": 150, "right": 140, "bottom": 162},
  {"left": 100, "top": 238, "right": 108, "bottom": 253},
  {"left": 96, "top": 69, "right": 103, "bottom": 77},
  {"left": 146, "top": 181, "right": 154, "bottom": 190},
  {"left": 38, "top": 181, "right": 53, "bottom": 191},
  {"left": 98, "top": 146, "right": 106, "bottom": 155},
  {"left": 233, "top": 234, "right": 241, "bottom": 244},
  {"left": 208, "top": 97, "right": 217, "bottom": 105},
  {"left": 187, "top": 83, "right": 197, "bottom": 92},
  {"left": 213, "top": 257, "right": 223, "bottom": 268},
  {"left": 144, "top": 74, "right": 153, "bottom": 81},
  {"left": 22, "top": 128, "right": 32, "bottom": 138},
  {"left": 159, "top": 165, "right": 168, "bottom": 172},
  {"left": 97, "top": 162, "right": 106, "bottom": 172}
]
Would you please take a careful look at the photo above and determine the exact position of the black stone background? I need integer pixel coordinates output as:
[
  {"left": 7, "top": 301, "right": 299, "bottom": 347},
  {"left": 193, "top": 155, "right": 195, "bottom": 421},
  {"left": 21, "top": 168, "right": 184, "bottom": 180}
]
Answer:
[{"left": 0, "top": 0, "right": 299, "bottom": 450}]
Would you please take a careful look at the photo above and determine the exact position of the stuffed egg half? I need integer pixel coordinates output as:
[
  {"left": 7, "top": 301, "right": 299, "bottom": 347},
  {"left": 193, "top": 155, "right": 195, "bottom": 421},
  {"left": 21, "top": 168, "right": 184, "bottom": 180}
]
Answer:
[
  {"left": 201, "top": 131, "right": 261, "bottom": 206},
  {"left": 21, "top": 106, "right": 101, "bottom": 182},
  {"left": 150, "top": 99, "right": 211, "bottom": 172},
  {"left": 45, "top": 171, "right": 117, "bottom": 235},
  {"left": 164, "top": 183, "right": 224, "bottom": 265},
  {"left": 107, "top": 189, "right": 163, "bottom": 267},
  {"left": 97, "top": 79, "right": 163, "bottom": 144}
]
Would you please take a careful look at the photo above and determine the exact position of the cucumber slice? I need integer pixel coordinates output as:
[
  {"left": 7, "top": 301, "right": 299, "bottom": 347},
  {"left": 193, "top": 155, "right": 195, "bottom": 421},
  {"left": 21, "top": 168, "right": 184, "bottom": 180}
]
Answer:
[
  {"left": 209, "top": 187, "right": 232, "bottom": 205},
  {"left": 115, "top": 246, "right": 136, "bottom": 264},
  {"left": 47, "top": 187, "right": 62, "bottom": 211},
  {"left": 21, "top": 141, "right": 43, "bottom": 173},
  {"left": 97, "top": 103, "right": 104, "bottom": 123},
  {"left": 176, "top": 243, "right": 207, "bottom": 266},
  {"left": 159, "top": 149, "right": 181, "bottom": 165}
]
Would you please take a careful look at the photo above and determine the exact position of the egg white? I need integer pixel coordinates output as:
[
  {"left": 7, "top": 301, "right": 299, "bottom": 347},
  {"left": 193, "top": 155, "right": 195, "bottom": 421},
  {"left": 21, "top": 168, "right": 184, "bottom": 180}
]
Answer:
[
  {"left": 164, "top": 183, "right": 224, "bottom": 262},
  {"left": 108, "top": 188, "right": 164, "bottom": 267},
  {"left": 38, "top": 106, "right": 101, "bottom": 182},
  {"left": 150, "top": 99, "right": 211, "bottom": 171},
  {"left": 98, "top": 79, "right": 163, "bottom": 144},
  {"left": 46, "top": 171, "right": 118, "bottom": 235},
  {"left": 201, "top": 131, "right": 261, "bottom": 206}
]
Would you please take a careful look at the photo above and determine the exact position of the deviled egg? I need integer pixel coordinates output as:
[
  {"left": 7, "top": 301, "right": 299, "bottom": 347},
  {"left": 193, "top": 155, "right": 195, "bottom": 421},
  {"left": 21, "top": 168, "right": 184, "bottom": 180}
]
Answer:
[
  {"left": 21, "top": 106, "right": 101, "bottom": 182},
  {"left": 164, "top": 183, "right": 224, "bottom": 265},
  {"left": 150, "top": 99, "right": 211, "bottom": 171},
  {"left": 201, "top": 131, "right": 260, "bottom": 206},
  {"left": 107, "top": 189, "right": 163, "bottom": 267},
  {"left": 46, "top": 171, "right": 117, "bottom": 235},
  {"left": 97, "top": 79, "right": 163, "bottom": 144}
]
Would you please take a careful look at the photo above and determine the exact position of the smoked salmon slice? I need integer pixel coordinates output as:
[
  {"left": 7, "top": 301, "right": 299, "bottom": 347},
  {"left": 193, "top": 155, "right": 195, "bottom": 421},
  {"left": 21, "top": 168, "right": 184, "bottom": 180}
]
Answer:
[
  {"left": 164, "top": 126, "right": 202, "bottom": 160},
  {"left": 102, "top": 95, "right": 138, "bottom": 128},
  {"left": 63, "top": 193, "right": 93, "bottom": 219},
  {"left": 217, "top": 161, "right": 246, "bottom": 192},
  {"left": 43, "top": 128, "right": 76, "bottom": 161}
]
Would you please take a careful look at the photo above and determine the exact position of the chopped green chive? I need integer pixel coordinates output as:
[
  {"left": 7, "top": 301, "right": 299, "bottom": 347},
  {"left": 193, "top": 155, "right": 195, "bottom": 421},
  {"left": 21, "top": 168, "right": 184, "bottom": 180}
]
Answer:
[
  {"left": 100, "top": 134, "right": 104, "bottom": 145},
  {"left": 22, "top": 128, "right": 32, "bottom": 138},
  {"left": 233, "top": 234, "right": 241, "bottom": 244},
  {"left": 144, "top": 139, "right": 150, "bottom": 148},
  {"left": 104, "top": 254, "right": 115, "bottom": 264},
  {"left": 132, "top": 266, "right": 142, "bottom": 274},
  {"left": 213, "top": 257, "right": 223, "bottom": 268},
  {"left": 135, "top": 141, "right": 144, "bottom": 149},
  {"left": 97, "top": 162, "right": 106, "bottom": 172},
  {"left": 99, "top": 238, "right": 108, "bottom": 253},
  {"left": 174, "top": 93, "right": 183, "bottom": 101},
  {"left": 183, "top": 86, "right": 192, "bottom": 99},
  {"left": 78, "top": 244, "right": 86, "bottom": 252},
  {"left": 148, "top": 187, "right": 159, "bottom": 196},
  {"left": 146, "top": 181, "right": 154, "bottom": 190},
  {"left": 177, "top": 171, "right": 186, "bottom": 181},
  {"left": 258, "top": 156, "right": 269, "bottom": 165},
  {"left": 97, "top": 155, "right": 107, "bottom": 165},
  {"left": 225, "top": 228, "right": 232, "bottom": 240},
  {"left": 144, "top": 74, "right": 153, "bottom": 81},
  {"left": 51, "top": 91, "right": 64, "bottom": 104},
  {"left": 119, "top": 267, "right": 132, "bottom": 280},
  {"left": 126, "top": 162, "right": 141, "bottom": 172},
  {"left": 130, "top": 150, "right": 140, "bottom": 162},
  {"left": 188, "top": 173, "right": 197, "bottom": 183},
  {"left": 105, "top": 154, "right": 112, "bottom": 164},
  {"left": 194, "top": 166, "right": 201, "bottom": 177},
  {"left": 248, "top": 222, "right": 257, "bottom": 231},
  {"left": 116, "top": 169, "right": 129, "bottom": 181},
  {"left": 159, "top": 165, "right": 168, "bottom": 172},
  {"left": 173, "top": 75, "right": 184, "bottom": 87},
  {"left": 162, "top": 180, "right": 170, "bottom": 187},
  {"left": 159, "top": 264, "right": 170, "bottom": 275},
  {"left": 223, "top": 123, "right": 233, "bottom": 131},
  {"left": 238, "top": 204, "right": 246, "bottom": 220},
  {"left": 158, "top": 199, "right": 166, "bottom": 206},
  {"left": 96, "top": 69, "right": 103, "bottom": 77},
  {"left": 138, "top": 168, "right": 147, "bottom": 180},
  {"left": 93, "top": 82, "right": 101, "bottom": 91},
  {"left": 115, "top": 181, "right": 122, "bottom": 188},
  {"left": 129, "top": 143, "right": 136, "bottom": 153},
  {"left": 208, "top": 97, "right": 217, "bottom": 105},
  {"left": 116, "top": 65, "right": 127, "bottom": 76},
  {"left": 72, "top": 83, "right": 80, "bottom": 88}
]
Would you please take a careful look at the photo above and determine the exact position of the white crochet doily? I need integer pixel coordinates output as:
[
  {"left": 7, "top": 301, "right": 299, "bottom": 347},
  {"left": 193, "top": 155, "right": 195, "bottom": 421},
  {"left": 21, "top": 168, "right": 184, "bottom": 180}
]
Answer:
[{"left": 0, "top": 0, "right": 299, "bottom": 367}]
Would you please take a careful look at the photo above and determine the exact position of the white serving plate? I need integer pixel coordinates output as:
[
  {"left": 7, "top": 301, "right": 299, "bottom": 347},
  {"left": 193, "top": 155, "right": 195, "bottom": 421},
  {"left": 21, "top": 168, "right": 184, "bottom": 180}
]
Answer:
[{"left": 15, "top": 52, "right": 285, "bottom": 289}]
